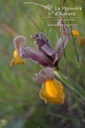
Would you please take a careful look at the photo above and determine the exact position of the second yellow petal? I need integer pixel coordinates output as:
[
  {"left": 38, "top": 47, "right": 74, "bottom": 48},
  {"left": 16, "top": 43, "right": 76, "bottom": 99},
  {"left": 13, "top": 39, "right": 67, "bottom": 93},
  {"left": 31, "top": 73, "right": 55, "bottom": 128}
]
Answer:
[
  {"left": 10, "top": 50, "right": 24, "bottom": 66},
  {"left": 39, "top": 79, "right": 66, "bottom": 104}
]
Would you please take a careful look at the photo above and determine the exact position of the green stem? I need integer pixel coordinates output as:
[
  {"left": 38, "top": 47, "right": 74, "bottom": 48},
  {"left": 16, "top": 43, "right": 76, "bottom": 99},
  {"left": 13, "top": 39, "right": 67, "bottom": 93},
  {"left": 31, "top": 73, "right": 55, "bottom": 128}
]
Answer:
[{"left": 65, "top": 1, "right": 80, "bottom": 64}]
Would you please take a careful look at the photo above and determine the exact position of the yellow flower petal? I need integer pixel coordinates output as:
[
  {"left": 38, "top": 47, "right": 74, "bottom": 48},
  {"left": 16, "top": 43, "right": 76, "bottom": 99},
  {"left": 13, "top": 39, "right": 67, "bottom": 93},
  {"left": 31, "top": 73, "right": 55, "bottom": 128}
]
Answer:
[
  {"left": 45, "top": 80, "right": 58, "bottom": 98},
  {"left": 72, "top": 30, "right": 80, "bottom": 36},
  {"left": 39, "top": 79, "right": 66, "bottom": 104},
  {"left": 77, "top": 36, "right": 85, "bottom": 46},
  {"left": 72, "top": 30, "right": 85, "bottom": 46},
  {"left": 10, "top": 50, "right": 24, "bottom": 66},
  {"left": 13, "top": 50, "right": 18, "bottom": 57}
]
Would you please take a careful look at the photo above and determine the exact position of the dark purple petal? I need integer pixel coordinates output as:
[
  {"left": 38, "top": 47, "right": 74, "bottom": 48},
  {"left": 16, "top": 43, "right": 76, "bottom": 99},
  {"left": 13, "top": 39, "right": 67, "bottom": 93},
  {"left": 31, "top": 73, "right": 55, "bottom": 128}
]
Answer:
[
  {"left": 20, "top": 46, "right": 52, "bottom": 66},
  {"left": 34, "top": 67, "right": 55, "bottom": 83},
  {"left": 31, "top": 32, "right": 59, "bottom": 65},
  {"left": 41, "top": 44, "right": 55, "bottom": 56},
  {"left": 13, "top": 36, "right": 26, "bottom": 54},
  {"left": 41, "top": 44, "right": 58, "bottom": 64},
  {"left": 31, "top": 32, "right": 50, "bottom": 50}
]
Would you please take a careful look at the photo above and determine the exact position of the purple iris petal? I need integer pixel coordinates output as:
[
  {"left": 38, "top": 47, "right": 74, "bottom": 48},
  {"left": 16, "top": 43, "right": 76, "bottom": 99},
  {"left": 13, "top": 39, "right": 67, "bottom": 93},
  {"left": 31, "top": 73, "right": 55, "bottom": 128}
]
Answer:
[
  {"left": 13, "top": 36, "right": 26, "bottom": 54},
  {"left": 55, "top": 34, "right": 71, "bottom": 59},
  {"left": 41, "top": 44, "right": 58, "bottom": 62},
  {"left": 20, "top": 46, "right": 52, "bottom": 66},
  {"left": 34, "top": 67, "right": 55, "bottom": 83},
  {"left": 41, "top": 44, "right": 55, "bottom": 56},
  {"left": 31, "top": 32, "right": 59, "bottom": 66},
  {"left": 31, "top": 32, "right": 50, "bottom": 50},
  {"left": 31, "top": 33, "right": 51, "bottom": 56}
]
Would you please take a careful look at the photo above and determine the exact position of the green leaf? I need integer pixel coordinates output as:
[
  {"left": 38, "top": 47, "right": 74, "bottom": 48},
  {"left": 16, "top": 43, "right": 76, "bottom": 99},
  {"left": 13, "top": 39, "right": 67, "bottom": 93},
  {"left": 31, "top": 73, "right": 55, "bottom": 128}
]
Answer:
[{"left": 55, "top": 70, "right": 85, "bottom": 99}]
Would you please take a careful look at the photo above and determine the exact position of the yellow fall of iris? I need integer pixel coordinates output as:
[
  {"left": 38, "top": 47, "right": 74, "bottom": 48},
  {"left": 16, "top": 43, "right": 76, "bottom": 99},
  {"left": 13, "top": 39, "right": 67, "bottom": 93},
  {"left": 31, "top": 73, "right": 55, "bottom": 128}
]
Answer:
[
  {"left": 10, "top": 50, "right": 24, "bottom": 66},
  {"left": 72, "top": 30, "right": 85, "bottom": 46},
  {"left": 40, "top": 79, "right": 66, "bottom": 104}
]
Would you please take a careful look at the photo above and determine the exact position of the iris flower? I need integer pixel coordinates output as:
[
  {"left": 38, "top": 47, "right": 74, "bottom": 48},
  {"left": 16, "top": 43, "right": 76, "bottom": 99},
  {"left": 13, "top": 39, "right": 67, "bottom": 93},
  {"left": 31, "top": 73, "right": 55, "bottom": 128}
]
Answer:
[{"left": 10, "top": 23, "right": 70, "bottom": 104}]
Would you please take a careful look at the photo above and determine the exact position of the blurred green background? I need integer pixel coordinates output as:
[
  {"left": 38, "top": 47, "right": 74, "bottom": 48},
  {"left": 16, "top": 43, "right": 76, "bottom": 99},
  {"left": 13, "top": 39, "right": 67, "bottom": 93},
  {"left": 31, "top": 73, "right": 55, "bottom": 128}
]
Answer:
[{"left": 0, "top": 0, "right": 85, "bottom": 128}]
